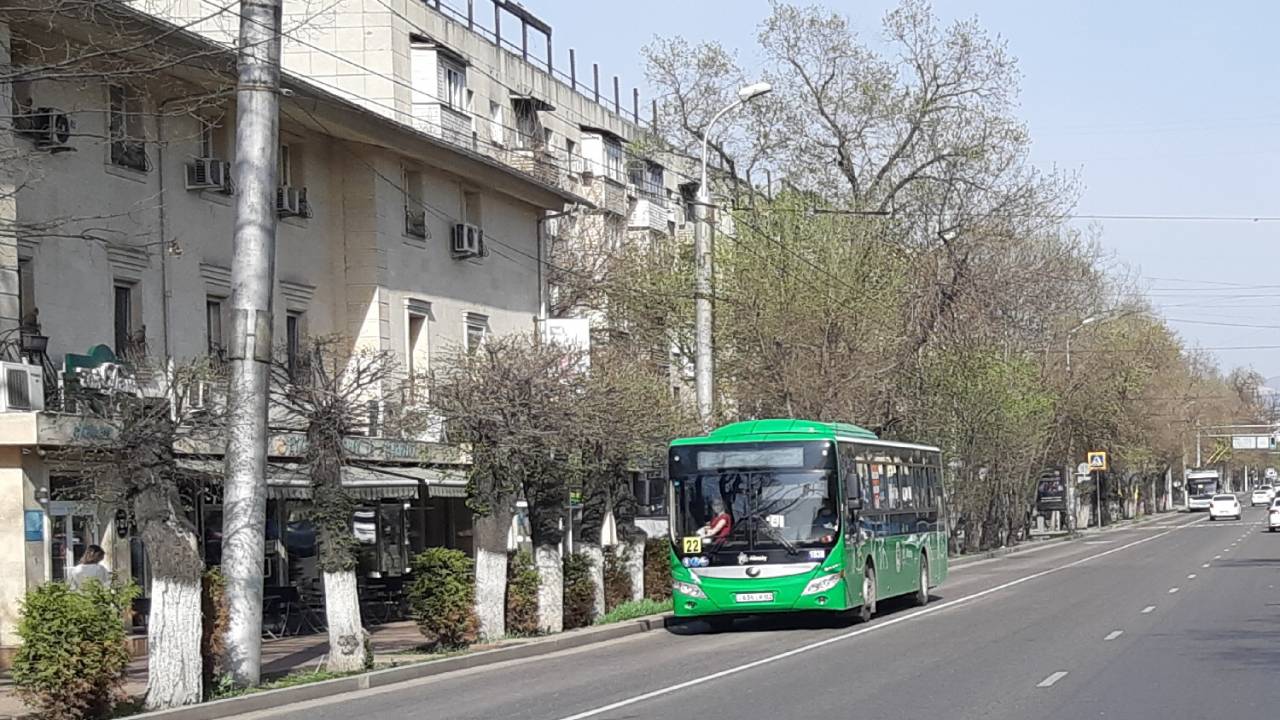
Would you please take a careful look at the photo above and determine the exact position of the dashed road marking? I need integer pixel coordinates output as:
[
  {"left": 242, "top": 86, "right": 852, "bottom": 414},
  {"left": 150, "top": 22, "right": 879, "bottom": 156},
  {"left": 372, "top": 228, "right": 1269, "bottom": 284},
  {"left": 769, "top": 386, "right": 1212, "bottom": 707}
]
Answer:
[
  {"left": 1141, "top": 605, "right": 1156, "bottom": 614},
  {"left": 1037, "top": 671, "right": 1069, "bottom": 688},
  {"left": 1104, "top": 630, "right": 1123, "bottom": 641},
  {"left": 1202, "top": 563, "right": 1211, "bottom": 568},
  {"left": 1187, "top": 574, "right": 1197, "bottom": 579},
  {"left": 1168, "top": 587, "right": 1180, "bottom": 594}
]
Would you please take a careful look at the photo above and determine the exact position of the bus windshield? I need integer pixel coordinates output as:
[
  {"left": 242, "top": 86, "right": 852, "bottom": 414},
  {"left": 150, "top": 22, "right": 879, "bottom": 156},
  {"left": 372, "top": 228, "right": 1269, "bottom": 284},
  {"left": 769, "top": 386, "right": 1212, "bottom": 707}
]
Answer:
[
  {"left": 671, "top": 456, "right": 839, "bottom": 553},
  {"left": 1188, "top": 478, "right": 1218, "bottom": 497}
]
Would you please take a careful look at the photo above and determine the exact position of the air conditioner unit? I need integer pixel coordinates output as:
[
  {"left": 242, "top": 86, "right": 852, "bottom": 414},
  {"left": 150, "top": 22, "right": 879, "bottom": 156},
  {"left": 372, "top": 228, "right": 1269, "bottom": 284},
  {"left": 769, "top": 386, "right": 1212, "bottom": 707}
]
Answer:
[
  {"left": 185, "top": 158, "right": 233, "bottom": 193},
  {"left": 16, "top": 107, "right": 74, "bottom": 152},
  {"left": 451, "top": 223, "right": 484, "bottom": 259},
  {"left": 277, "top": 185, "right": 309, "bottom": 218},
  {"left": 0, "top": 362, "right": 44, "bottom": 412},
  {"left": 625, "top": 183, "right": 639, "bottom": 198},
  {"left": 405, "top": 209, "right": 428, "bottom": 239}
]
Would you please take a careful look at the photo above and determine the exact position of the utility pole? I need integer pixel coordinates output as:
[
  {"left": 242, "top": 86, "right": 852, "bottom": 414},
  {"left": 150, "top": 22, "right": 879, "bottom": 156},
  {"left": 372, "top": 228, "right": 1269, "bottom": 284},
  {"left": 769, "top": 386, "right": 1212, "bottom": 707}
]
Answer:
[
  {"left": 692, "top": 82, "right": 771, "bottom": 430},
  {"left": 222, "top": 0, "right": 282, "bottom": 687}
]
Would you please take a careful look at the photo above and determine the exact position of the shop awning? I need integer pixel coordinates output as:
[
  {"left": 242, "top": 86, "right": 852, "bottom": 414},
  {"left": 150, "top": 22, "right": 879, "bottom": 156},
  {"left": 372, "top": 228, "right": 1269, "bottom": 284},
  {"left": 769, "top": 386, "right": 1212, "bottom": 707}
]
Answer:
[{"left": 173, "top": 460, "right": 466, "bottom": 501}]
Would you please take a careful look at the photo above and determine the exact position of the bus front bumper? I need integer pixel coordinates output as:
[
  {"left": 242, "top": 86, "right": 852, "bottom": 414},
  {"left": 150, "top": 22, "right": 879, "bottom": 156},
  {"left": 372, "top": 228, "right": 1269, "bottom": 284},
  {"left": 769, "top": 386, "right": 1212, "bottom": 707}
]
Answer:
[{"left": 672, "top": 572, "right": 851, "bottom": 616}]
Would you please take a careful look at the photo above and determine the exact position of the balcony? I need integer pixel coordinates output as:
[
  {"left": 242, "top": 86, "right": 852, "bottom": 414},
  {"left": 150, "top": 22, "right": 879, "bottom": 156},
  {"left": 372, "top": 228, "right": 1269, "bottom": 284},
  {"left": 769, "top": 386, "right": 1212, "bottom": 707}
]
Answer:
[
  {"left": 503, "top": 147, "right": 564, "bottom": 188},
  {"left": 628, "top": 196, "right": 669, "bottom": 232}
]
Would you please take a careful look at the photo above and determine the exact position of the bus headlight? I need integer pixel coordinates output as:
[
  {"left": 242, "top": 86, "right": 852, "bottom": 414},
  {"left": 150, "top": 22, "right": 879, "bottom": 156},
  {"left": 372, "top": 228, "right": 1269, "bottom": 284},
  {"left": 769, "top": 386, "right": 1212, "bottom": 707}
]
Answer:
[
  {"left": 673, "top": 581, "right": 707, "bottom": 599},
  {"left": 802, "top": 572, "right": 843, "bottom": 596}
]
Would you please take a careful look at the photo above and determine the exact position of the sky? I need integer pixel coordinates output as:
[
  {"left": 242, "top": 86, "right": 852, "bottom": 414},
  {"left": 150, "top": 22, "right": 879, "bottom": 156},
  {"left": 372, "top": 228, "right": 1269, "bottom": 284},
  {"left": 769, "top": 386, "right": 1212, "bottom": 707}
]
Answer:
[{"left": 527, "top": 0, "right": 1280, "bottom": 378}]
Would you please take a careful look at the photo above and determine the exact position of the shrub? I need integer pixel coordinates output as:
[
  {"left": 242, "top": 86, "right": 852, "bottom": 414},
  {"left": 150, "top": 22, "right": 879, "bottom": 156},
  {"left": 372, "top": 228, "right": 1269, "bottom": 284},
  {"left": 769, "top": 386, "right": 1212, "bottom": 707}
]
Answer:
[
  {"left": 643, "top": 538, "right": 672, "bottom": 601},
  {"left": 12, "top": 580, "right": 139, "bottom": 720},
  {"left": 595, "top": 598, "right": 673, "bottom": 625},
  {"left": 505, "top": 550, "right": 541, "bottom": 637},
  {"left": 562, "top": 553, "right": 596, "bottom": 630},
  {"left": 408, "top": 548, "right": 478, "bottom": 648},
  {"left": 603, "top": 545, "right": 633, "bottom": 612},
  {"left": 201, "top": 568, "right": 228, "bottom": 696}
]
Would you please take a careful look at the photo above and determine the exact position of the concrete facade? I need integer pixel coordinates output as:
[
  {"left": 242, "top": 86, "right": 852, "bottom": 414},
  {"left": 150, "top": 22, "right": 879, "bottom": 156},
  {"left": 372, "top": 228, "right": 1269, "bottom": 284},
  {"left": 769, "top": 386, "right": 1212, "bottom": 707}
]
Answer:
[{"left": 0, "top": 6, "right": 582, "bottom": 655}]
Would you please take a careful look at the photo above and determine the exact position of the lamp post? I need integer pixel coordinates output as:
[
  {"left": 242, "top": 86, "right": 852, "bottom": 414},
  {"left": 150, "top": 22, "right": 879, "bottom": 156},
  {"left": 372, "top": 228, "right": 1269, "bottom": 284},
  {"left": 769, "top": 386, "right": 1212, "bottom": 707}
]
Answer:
[{"left": 693, "top": 81, "right": 772, "bottom": 430}]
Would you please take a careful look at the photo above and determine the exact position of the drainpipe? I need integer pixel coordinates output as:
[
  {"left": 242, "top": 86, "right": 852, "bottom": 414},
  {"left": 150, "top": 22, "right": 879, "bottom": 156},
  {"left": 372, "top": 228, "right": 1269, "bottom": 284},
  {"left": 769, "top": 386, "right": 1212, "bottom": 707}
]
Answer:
[{"left": 155, "top": 96, "right": 184, "bottom": 361}]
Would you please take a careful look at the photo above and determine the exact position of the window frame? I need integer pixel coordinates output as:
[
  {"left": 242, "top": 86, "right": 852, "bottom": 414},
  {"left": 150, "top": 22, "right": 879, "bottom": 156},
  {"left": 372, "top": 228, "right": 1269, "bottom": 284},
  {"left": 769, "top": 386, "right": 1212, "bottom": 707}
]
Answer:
[
  {"left": 113, "top": 282, "right": 137, "bottom": 358},
  {"left": 108, "top": 84, "right": 147, "bottom": 171},
  {"left": 285, "top": 311, "right": 304, "bottom": 379},
  {"left": 463, "top": 313, "right": 488, "bottom": 354},
  {"left": 205, "top": 297, "right": 225, "bottom": 359},
  {"left": 443, "top": 62, "right": 467, "bottom": 111}
]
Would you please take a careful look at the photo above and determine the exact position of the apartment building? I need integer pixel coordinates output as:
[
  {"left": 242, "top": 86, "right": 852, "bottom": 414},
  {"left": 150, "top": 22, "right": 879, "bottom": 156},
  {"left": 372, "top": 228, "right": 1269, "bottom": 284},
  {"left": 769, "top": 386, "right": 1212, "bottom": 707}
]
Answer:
[{"left": 0, "top": 4, "right": 597, "bottom": 660}]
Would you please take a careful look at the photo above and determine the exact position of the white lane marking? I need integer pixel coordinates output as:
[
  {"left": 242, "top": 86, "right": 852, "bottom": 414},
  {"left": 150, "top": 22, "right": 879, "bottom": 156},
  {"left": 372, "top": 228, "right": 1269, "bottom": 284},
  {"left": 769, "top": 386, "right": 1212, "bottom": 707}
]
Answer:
[
  {"left": 1214, "top": 555, "right": 1222, "bottom": 559},
  {"left": 1168, "top": 587, "right": 1180, "bottom": 594},
  {"left": 1187, "top": 574, "right": 1197, "bottom": 579},
  {"left": 1202, "top": 563, "right": 1211, "bottom": 568},
  {"left": 1104, "top": 630, "right": 1124, "bottom": 641},
  {"left": 1142, "top": 605, "right": 1156, "bottom": 614},
  {"left": 1037, "top": 671, "right": 1069, "bottom": 688},
  {"left": 552, "top": 519, "right": 1197, "bottom": 720}
]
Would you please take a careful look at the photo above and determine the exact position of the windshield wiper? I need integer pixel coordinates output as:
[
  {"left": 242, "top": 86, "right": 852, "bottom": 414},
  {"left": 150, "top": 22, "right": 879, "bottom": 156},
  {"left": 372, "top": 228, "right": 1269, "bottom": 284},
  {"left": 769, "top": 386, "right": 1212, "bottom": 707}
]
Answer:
[{"left": 754, "top": 519, "right": 799, "bottom": 555}]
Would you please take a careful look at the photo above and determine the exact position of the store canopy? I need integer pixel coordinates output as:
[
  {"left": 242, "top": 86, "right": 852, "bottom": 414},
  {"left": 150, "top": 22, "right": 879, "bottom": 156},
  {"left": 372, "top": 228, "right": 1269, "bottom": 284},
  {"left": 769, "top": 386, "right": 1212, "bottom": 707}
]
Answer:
[{"left": 174, "top": 460, "right": 466, "bottom": 501}]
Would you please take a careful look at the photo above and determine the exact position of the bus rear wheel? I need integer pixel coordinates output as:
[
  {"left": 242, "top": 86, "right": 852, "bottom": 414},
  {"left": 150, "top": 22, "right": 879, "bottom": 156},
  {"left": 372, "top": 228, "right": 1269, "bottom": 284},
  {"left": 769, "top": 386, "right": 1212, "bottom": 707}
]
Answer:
[
  {"left": 914, "top": 556, "right": 930, "bottom": 607},
  {"left": 857, "top": 565, "right": 877, "bottom": 623}
]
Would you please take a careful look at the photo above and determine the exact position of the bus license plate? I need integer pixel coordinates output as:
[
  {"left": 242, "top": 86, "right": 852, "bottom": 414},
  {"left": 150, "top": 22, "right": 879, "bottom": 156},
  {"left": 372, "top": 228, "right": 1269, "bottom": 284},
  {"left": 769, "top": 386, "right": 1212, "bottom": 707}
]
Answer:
[{"left": 735, "top": 592, "right": 774, "bottom": 603}]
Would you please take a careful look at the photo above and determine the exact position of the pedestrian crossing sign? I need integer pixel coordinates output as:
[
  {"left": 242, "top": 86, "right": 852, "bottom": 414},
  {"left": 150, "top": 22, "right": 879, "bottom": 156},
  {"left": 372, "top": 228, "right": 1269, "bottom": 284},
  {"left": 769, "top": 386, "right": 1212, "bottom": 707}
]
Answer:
[{"left": 1087, "top": 452, "right": 1108, "bottom": 471}]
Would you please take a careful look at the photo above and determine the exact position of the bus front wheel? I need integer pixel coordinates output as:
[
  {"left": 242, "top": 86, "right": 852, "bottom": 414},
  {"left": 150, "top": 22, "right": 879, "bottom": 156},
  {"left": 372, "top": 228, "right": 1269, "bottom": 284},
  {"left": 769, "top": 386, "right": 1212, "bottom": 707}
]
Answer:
[
  {"left": 914, "top": 556, "right": 930, "bottom": 607},
  {"left": 857, "top": 565, "right": 877, "bottom": 623}
]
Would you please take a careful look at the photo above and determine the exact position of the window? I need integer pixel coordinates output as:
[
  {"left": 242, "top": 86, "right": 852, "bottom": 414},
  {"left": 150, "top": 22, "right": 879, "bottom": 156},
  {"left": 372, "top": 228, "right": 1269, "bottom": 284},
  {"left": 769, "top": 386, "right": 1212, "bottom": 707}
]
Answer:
[
  {"left": 286, "top": 312, "right": 303, "bottom": 379},
  {"left": 17, "top": 259, "right": 34, "bottom": 327},
  {"left": 279, "top": 144, "right": 291, "bottom": 186},
  {"left": 488, "top": 101, "right": 505, "bottom": 145},
  {"left": 108, "top": 84, "right": 147, "bottom": 171},
  {"left": 603, "top": 138, "right": 624, "bottom": 183},
  {"left": 406, "top": 305, "right": 430, "bottom": 401},
  {"left": 565, "top": 138, "right": 577, "bottom": 173},
  {"left": 403, "top": 168, "right": 426, "bottom": 237},
  {"left": 198, "top": 117, "right": 226, "bottom": 159},
  {"left": 462, "top": 189, "right": 481, "bottom": 227},
  {"left": 464, "top": 313, "right": 488, "bottom": 354},
  {"left": 113, "top": 283, "right": 136, "bottom": 358},
  {"left": 443, "top": 62, "right": 466, "bottom": 110},
  {"left": 206, "top": 298, "right": 224, "bottom": 358}
]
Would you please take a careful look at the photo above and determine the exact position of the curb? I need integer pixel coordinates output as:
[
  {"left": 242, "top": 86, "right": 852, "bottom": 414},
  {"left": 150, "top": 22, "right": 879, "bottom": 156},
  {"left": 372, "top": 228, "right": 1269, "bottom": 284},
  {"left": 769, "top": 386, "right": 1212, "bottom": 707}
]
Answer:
[{"left": 122, "top": 613, "right": 678, "bottom": 720}]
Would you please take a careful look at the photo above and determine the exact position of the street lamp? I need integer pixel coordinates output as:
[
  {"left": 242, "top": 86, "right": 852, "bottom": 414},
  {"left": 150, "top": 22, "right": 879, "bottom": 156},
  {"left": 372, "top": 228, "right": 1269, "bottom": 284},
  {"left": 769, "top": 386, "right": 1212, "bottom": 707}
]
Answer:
[
  {"left": 1064, "top": 314, "right": 1100, "bottom": 376},
  {"left": 694, "top": 81, "right": 772, "bottom": 430}
]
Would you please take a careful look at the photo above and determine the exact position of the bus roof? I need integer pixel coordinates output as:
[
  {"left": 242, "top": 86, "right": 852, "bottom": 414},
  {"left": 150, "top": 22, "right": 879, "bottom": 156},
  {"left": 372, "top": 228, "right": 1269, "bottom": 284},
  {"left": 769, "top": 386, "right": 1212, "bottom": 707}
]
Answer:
[
  {"left": 1185, "top": 469, "right": 1220, "bottom": 479},
  {"left": 670, "top": 419, "right": 877, "bottom": 447}
]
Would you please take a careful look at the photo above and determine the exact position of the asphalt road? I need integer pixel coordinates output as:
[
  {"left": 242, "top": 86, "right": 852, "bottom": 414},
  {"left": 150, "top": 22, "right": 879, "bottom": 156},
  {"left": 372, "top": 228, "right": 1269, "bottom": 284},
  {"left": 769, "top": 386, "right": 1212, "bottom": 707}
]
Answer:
[{"left": 237, "top": 507, "right": 1280, "bottom": 720}]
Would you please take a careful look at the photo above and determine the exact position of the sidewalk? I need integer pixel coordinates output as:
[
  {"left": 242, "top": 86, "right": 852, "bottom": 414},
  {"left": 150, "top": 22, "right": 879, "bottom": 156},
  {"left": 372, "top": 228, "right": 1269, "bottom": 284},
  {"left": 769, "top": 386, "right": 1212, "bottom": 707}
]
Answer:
[{"left": 0, "top": 622, "right": 430, "bottom": 719}]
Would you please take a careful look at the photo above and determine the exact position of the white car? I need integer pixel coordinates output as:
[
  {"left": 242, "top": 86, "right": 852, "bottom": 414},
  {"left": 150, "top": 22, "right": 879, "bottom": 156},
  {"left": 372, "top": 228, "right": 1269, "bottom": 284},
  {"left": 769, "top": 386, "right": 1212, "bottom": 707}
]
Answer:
[
  {"left": 1269, "top": 498, "right": 1280, "bottom": 532},
  {"left": 1251, "top": 486, "right": 1274, "bottom": 506},
  {"left": 1209, "top": 494, "right": 1241, "bottom": 521}
]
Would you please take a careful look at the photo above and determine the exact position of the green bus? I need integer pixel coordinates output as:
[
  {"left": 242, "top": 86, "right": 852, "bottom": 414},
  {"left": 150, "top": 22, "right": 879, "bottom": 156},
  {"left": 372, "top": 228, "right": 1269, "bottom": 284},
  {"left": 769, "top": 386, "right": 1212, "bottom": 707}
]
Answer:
[{"left": 667, "top": 419, "right": 947, "bottom": 627}]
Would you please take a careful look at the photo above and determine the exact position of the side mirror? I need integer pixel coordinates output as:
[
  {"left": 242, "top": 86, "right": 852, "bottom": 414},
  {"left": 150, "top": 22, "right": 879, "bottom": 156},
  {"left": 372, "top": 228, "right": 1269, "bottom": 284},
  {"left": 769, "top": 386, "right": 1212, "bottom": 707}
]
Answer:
[{"left": 847, "top": 497, "right": 863, "bottom": 512}]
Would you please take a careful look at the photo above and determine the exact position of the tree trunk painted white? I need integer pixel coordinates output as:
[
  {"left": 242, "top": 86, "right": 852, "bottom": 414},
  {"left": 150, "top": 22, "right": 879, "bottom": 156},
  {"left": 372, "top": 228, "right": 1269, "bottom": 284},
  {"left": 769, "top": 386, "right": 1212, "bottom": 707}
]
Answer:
[
  {"left": 627, "top": 537, "right": 646, "bottom": 601},
  {"left": 474, "top": 548, "right": 508, "bottom": 640},
  {"left": 581, "top": 543, "right": 605, "bottom": 620},
  {"left": 322, "top": 570, "right": 369, "bottom": 673},
  {"left": 534, "top": 544, "right": 563, "bottom": 634},
  {"left": 145, "top": 576, "right": 202, "bottom": 710}
]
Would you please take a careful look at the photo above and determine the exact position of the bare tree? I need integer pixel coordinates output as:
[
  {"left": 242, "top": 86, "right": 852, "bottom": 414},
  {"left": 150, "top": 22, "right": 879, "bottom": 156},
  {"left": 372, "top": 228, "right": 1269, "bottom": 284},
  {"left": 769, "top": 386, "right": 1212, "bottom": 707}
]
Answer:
[
  {"left": 428, "top": 334, "right": 584, "bottom": 637},
  {"left": 269, "top": 337, "right": 397, "bottom": 673},
  {"left": 62, "top": 359, "right": 224, "bottom": 709}
]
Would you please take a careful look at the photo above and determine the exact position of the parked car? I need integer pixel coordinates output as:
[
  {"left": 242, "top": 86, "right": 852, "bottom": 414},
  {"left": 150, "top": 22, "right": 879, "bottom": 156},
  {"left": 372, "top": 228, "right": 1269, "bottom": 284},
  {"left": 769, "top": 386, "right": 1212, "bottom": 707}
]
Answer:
[
  {"left": 1209, "top": 494, "right": 1241, "bottom": 521},
  {"left": 1269, "top": 498, "right": 1280, "bottom": 532},
  {"left": 1251, "top": 486, "right": 1274, "bottom": 506}
]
